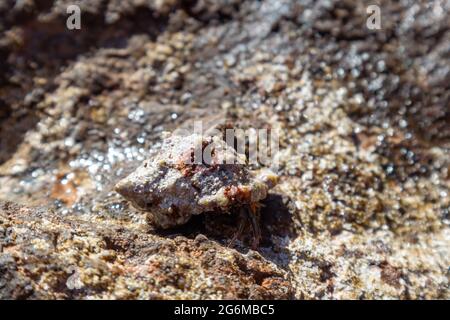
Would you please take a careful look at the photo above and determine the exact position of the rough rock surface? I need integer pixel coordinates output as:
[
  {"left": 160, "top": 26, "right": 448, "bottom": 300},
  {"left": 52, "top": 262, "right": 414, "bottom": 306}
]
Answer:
[
  {"left": 0, "top": 0, "right": 449, "bottom": 299},
  {"left": 0, "top": 201, "right": 292, "bottom": 299}
]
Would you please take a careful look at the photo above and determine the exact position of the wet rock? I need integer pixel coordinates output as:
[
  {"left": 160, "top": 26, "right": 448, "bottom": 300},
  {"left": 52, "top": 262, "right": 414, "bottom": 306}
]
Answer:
[
  {"left": 0, "top": 201, "right": 293, "bottom": 299},
  {"left": 0, "top": 0, "right": 449, "bottom": 299}
]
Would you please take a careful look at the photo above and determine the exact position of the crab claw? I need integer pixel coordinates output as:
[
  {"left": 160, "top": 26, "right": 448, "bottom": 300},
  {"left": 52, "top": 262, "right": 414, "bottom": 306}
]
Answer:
[{"left": 256, "top": 169, "right": 278, "bottom": 189}]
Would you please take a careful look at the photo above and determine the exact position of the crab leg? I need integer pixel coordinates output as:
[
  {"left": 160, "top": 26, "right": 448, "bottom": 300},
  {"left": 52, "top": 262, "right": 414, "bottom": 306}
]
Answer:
[
  {"left": 227, "top": 207, "right": 247, "bottom": 248},
  {"left": 248, "top": 203, "right": 261, "bottom": 250}
]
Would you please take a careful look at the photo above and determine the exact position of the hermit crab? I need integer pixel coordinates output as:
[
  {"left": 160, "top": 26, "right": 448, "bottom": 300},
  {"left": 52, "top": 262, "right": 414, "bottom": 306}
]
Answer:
[{"left": 115, "top": 132, "right": 278, "bottom": 248}]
